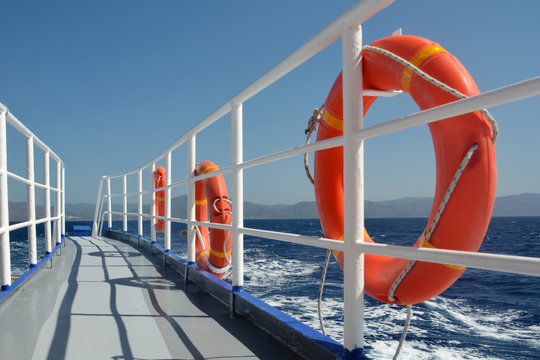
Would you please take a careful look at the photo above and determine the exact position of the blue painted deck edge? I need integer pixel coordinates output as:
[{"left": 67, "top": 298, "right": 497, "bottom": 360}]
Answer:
[
  {"left": 234, "top": 288, "right": 343, "bottom": 356},
  {"left": 0, "top": 237, "right": 65, "bottom": 304},
  {"left": 105, "top": 229, "right": 343, "bottom": 359}
]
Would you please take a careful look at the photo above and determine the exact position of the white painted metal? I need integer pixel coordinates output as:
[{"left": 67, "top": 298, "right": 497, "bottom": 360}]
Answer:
[
  {"left": 356, "top": 76, "right": 540, "bottom": 142},
  {"left": 123, "top": 175, "right": 127, "bottom": 233},
  {"left": 93, "top": 177, "right": 104, "bottom": 236},
  {"left": 1, "top": 103, "right": 65, "bottom": 279},
  {"left": 342, "top": 23, "right": 365, "bottom": 352},
  {"left": 138, "top": 170, "right": 143, "bottom": 237},
  {"left": 165, "top": 152, "right": 172, "bottom": 251},
  {"left": 26, "top": 136, "right": 37, "bottom": 265},
  {"left": 56, "top": 160, "right": 62, "bottom": 244},
  {"left": 61, "top": 166, "right": 65, "bottom": 236},
  {"left": 187, "top": 135, "right": 196, "bottom": 263},
  {"left": 43, "top": 151, "right": 52, "bottom": 254},
  {"left": 231, "top": 101, "right": 244, "bottom": 289},
  {"left": 150, "top": 163, "right": 156, "bottom": 243},
  {"left": 90, "top": 0, "right": 540, "bottom": 355},
  {"left": 107, "top": 177, "right": 112, "bottom": 230},
  {"left": 3, "top": 108, "right": 62, "bottom": 164},
  {"left": 0, "top": 106, "right": 11, "bottom": 288}
]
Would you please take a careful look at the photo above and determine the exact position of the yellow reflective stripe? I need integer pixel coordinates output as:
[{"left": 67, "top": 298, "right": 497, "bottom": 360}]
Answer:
[
  {"left": 195, "top": 198, "right": 207, "bottom": 206},
  {"left": 401, "top": 45, "right": 447, "bottom": 93},
  {"left": 156, "top": 197, "right": 165, "bottom": 201},
  {"left": 196, "top": 251, "right": 209, "bottom": 262},
  {"left": 321, "top": 109, "right": 343, "bottom": 132},
  {"left": 420, "top": 240, "right": 465, "bottom": 270},
  {"left": 210, "top": 248, "right": 231, "bottom": 258},
  {"left": 201, "top": 165, "right": 219, "bottom": 175}
]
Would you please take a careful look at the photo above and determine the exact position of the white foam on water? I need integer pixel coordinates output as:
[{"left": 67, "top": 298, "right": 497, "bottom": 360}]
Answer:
[{"left": 241, "top": 250, "right": 540, "bottom": 359}]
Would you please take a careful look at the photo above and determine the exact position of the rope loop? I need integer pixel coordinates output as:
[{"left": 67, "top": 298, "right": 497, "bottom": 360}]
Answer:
[
  {"left": 388, "top": 143, "right": 478, "bottom": 302},
  {"left": 363, "top": 45, "right": 499, "bottom": 143},
  {"left": 194, "top": 224, "right": 231, "bottom": 275},
  {"left": 213, "top": 197, "right": 232, "bottom": 214},
  {"left": 304, "top": 105, "right": 324, "bottom": 185}
]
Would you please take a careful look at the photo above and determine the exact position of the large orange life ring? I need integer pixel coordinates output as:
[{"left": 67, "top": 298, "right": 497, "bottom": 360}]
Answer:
[
  {"left": 314, "top": 35, "right": 497, "bottom": 305},
  {"left": 194, "top": 160, "right": 232, "bottom": 279},
  {"left": 153, "top": 166, "right": 166, "bottom": 232}
]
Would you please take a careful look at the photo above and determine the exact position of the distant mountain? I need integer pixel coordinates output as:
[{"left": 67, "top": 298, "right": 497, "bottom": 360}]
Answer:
[
  {"left": 7, "top": 193, "right": 540, "bottom": 221},
  {"left": 492, "top": 193, "right": 540, "bottom": 217}
]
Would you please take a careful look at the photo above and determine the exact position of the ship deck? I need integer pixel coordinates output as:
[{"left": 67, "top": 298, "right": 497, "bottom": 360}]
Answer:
[{"left": 0, "top": 236, "right": 299, "bottom": 360}]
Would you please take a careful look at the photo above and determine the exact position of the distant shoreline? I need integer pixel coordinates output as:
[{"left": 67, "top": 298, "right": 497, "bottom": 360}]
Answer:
[{"left": 9, "top": 193, "right": 540, "bottom": 221}]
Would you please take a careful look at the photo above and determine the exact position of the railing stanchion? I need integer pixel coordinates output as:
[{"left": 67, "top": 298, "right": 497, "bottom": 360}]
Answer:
[
  {"left": 138, "top": 169, "right": 143, "bottom": 237},
  {"left": 55, "top": 159, "right": 61, "bottom": 245},
  {"left": 165, "top": 151, "right": 172, "bottom": 251},
  {"left": 61, "top": 166, "right": 65, "bottom": 237},
  {"left": 342, "top": 23, "right": 365, "bottom": 357},
  {"left": 107, "top": 177, "right": 112, "bottom": 230},
  {"left": 150, "top": 163, "right": 156, "bottom": 244},
  {"left": 123, "top": 175, "right": 127, "bottom": 233},
  {"left": 187, "top": 135, "right": 196, "bottom": 263},
  {"left": 0, "top": 105, "right": 11, "bottom": 289},
  {"left": 231, "top": 101, "right": 244, "bottom": 293},
  {"left": 93, "top": 177, "right": 105, "bottom": 236},
  {"left": 26, "top": 136, "right": 37, "bottom": 266},
  {"left": 44, "top": 151, "right": 52, "bottom": 254}
]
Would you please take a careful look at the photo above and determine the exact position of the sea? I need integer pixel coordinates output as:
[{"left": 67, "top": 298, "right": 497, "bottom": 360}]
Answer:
[{"left": 7, "top": 217, "right": 540, "bottom": 359}]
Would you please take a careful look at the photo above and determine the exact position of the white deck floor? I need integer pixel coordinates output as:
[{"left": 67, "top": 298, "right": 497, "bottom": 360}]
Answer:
[{"left": 0, "top": 236, "right": 296, "bottom": 360}]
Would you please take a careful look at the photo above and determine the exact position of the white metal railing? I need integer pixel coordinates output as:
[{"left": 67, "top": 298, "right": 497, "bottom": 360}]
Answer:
[
  {"left": 92, "top": 0, "right": 540, "bottom": 356},
  {"left": 0, "top": 103, "right": 66, "bottom": 291}
]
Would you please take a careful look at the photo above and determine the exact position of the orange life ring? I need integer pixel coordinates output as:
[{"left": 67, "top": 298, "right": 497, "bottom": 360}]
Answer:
[
  {"left": 314, "top": 35, "right": 497, "bottom": 305},
  {"left": 153, "top": 166, "right": 166, "bottom": 232},
  {"left": 194, "top": 160, "right": 232, "bottom": 279}
]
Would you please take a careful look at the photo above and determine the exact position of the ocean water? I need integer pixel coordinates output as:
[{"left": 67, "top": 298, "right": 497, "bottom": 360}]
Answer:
[{"left": 8, "top": 217, "right": 540, "bottom": 359}]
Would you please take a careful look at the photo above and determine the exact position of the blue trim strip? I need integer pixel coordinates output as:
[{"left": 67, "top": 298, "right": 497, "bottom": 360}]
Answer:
[
  {"left": 0, "top": 237, "right": 65, "bottom": 303},
  {"left": 234, "top": 289, "right": 342, "bottom": 355},
  {"left": 232, "top": 285, "right": 244, "bottom": 293},
  {"left": 339, "top": 347, "right": 370, "bottom": 360}
]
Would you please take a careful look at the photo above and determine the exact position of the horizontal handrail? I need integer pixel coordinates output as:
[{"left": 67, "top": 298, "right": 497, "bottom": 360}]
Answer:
[
  {"left": 0, "top": 103, "right": 66, "bottom": 291},
  {"left": 6, "top": 171, "right": 62, "bottom": 192},
  {"left": 103, "top": 207, "right": 540, "bottom": 278},
  {"left": 4, "top": 216, "right": 63, "bottom": 233},
  {"left": 92, "top": 0, "right": 540, "bottom": 355},
  {"left": 357, "top": 76, "right": 540, "bottom": 141},
  {"left": 98, "top": 77, "right": 540, "bottom": 192},
  {"left": 101, "top": 0, "right": 396, "bottom": 181},
  {"left": 4, "top": 108, "right": 63, "bottom": 166}
]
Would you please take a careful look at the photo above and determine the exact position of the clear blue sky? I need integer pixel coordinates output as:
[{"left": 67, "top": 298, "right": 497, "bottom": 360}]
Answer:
[{"left": 3, "top": 0, "right": 539, "bottom": 207}]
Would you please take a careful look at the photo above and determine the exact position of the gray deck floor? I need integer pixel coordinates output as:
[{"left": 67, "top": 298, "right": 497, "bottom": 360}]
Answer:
[{"left": 0, "top": 236, "right": 297, "bottom": 360}]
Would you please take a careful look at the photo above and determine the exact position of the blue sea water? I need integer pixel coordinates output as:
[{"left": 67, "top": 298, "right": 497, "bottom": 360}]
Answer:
[{"left": 8, "top": 217, "right": 540, "bottom": 359}]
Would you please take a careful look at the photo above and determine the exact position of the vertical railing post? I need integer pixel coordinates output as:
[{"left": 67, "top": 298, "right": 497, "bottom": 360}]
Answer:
[
  {"left": 123, "top": 175, "right": 127, "bottom": 233},
  {"left": 187, "top": 135, "right": 196, "bottom": 264},
  {"left": 0, "top": 105, "right": 11, "bottom": 290},
  {"left": 27, "top": 136, "right": 37, "bottom": 266},
  {"left": 55, "top": 159, "right": 61, "bottom": 245},
  {"left": 342, "top": 23, "right": 365, "bottom": 358},
  {"left": 61, "top": 166, "right": 65, "bottom": 237},
  {"left": 43, "top": 151, "right": 52, "bottom": 254},
  {"left": 165, "top": 152, "right": 172, "bottom": 251},
  {"left": 150, "top": 163, "right": 156, "bottom": 244},
  {"left": 93, "top": 176, "right": 105, "bottom": 236},
  {"left": 231, "top": 101, "right": 244, "bottom": 293},
  {"left": 138, "top": 169, "right": 143, "bottom": 237},
  {"left": 107, "top": 177, "right": 112, "bottom": 230}
]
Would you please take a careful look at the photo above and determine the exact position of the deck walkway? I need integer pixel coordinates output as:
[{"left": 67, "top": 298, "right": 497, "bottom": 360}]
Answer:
[{"left": 0, "top": 236, "right": 297, "bottom": 360}]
